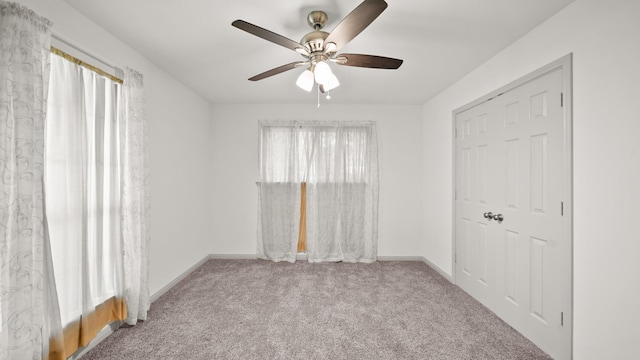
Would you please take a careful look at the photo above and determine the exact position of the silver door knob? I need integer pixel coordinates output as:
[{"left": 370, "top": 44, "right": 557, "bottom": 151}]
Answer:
[
  {"left": 493, "top": 214, "right": 504, "bottom": 222},
  {"left": 483, "top": 212, "right": 493, "bottom": 220}
]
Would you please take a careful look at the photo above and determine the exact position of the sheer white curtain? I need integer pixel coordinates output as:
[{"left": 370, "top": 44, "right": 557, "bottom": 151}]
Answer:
[
  {"left": 120, "top": 67, "right": 149, "bottom": 325},
  {"left": 0, "top": 2, "right": 64, "bottom": 359},
  {"left": 305, "top": 123, "right": 378, "bottom": 263},
  {"left": 46, "top": 53, "right": 125, "bottom": 343},
  {"left": 257, "top": 125, "right": 303, "bottom": 262},
  {"left": 257, "top": 120, "right": 378, "bottom": 263},
  {"left": 45, "top": 54, "right": 148, "bottom": 352}
]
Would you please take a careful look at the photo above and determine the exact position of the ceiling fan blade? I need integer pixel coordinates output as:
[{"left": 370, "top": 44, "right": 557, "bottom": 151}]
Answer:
[
  {"left": 248, "top": 61, "right": 307, "bottom": 81},
  {"left": 335, "top": 53, "right": 403, "bottom": 69},
  {"left": 324, "top": 0, "right": 388, "bottom": 51},
  {"left": 232, "top": 20, "right": 302, "bottom": 52}
]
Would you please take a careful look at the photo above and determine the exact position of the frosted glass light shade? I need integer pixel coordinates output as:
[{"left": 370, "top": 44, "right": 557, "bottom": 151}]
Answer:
[
  {"left": 296, "top": 69, "right": 314, "bottom": 92},
  {"left": 314, "top": 61, "right": 332, "bottom": 85},
  {"left": 323, "top": 73, "right": 340, "bottom": 92}
]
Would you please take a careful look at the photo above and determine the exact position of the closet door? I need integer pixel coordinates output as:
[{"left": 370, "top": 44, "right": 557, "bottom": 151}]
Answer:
[
  {"left": 454, "top": 67, "right": 571, "bottom": 359},
  {"left": 454, "top": 94, "right": 501, "bottom": 309}
]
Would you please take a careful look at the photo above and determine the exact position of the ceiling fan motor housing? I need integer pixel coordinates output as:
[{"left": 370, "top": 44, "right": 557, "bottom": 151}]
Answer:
[
  {"left": 301, "top": 31, "right": 329, "bottom": 53},
  {"left": 301, "top": 10, "right": 332, "bottom": 55}
]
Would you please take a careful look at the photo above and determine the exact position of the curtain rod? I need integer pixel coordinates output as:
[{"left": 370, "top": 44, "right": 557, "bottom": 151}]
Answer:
[
  {"left": 51, "top": 32, "right": 123, "bottom": 84},
  {"left": 50, "top": 47, "right": 123, "bottom": 84}
]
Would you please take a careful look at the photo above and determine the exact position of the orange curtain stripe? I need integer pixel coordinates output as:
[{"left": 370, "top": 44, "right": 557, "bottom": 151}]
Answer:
[
  {"left": 50, "top": 297, "right": 127, "bottom": 359},
  {"left": 297, "top": 182, "right": 307, "bottom": 252},
  {"left": 47, "top": 333, "right": 65, "bottom": 360}
]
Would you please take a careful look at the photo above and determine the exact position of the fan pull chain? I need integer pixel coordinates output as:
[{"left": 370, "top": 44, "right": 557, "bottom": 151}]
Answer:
[{"left": 317, "top": 84, "right": 320, "bottom": 108}]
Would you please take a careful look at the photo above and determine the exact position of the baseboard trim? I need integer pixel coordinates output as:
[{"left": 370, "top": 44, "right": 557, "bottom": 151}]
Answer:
[
  {"left": 419, "top": 256, "right": 454, "bottom": 283},
  {"left": 377, "top": 256, "right": 453, "bottom": 283},
  {"left": 150, "top": 255, "right": 211, "bottom": 303},
  {"left": 208, "top": 254, "right": 257, "bottom": 260},
  {"left": 196, "top": 254, "right": 455, "bottom": 283},
  {"left": 377, "top": 256, "right": 425, "bottom": 262},
  {"left": 150, "top": 254, "right": 259, "bottom": 302},
  {"left": 192, "top": 254, "right": 455, "bottom": 283}
]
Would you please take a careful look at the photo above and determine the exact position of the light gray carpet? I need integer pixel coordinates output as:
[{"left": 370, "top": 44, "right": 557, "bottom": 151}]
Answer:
[{"left": 82, "top": 260, "right": 551, "bottom": 359}]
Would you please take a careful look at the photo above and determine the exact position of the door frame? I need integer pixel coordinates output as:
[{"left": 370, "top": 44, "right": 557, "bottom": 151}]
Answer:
[{"left": 451, "top": 53, "right": 573, "bottom": 357}]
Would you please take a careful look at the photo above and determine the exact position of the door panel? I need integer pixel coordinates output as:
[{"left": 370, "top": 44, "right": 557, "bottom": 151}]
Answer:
[
  {"left": 455, "top": 98, "right": 500, "bottom": 306},
  {"left": 505, "top": 139, "right": 520, "bottom": 209},
  {"left": 455, "top": 68, "right": 570, "bottom": 359}
]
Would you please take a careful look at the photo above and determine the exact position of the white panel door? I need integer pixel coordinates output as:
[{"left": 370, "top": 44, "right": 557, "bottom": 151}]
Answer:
[
  {"left": 455, "top": 97, "right": 501, "bottom": 309},
  {"left": 455, "top": 68, "right": 571, "bottom": 359}
]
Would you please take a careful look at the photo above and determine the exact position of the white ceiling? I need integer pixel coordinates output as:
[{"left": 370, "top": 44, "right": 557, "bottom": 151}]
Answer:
[{"left": 62, "top": 0, "right": 574, "bottom": 105}]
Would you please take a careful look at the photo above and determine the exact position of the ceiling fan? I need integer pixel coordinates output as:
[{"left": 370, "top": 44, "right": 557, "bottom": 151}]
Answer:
[{"left": 232, "top": 0, "right": 403, "bottom": 94}]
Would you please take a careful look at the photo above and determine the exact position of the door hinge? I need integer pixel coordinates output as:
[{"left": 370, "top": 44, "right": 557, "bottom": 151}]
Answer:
[
  {"left": 454, "top": 253, "right": 457, "bottom": 263},
  {"left": 455, "top": 127, "right": 458, "bottom": 138},
  {"left": 561, "top": 202, "right": 564, "bottom": 216},
  {"left": 455, "top": 190, "right": 457, "bottom": 200},
  {"left": 560, "top": 92, "right": 564, "bottom": 107},
  {"left": 561, "top": 312, "right": 564, "bottom": 326}
]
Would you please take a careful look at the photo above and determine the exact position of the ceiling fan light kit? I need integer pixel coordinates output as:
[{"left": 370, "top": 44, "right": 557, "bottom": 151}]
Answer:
[
  {"left": 296, "top": 69, "right": 314, "bottom": 92},
  {"left": 313, "top": 61, "right": 332, "bottom": 85},
  {"left": 232, "top": 0, "right": 403, "bottom": 100},
  {"left": 323, "top": 73, "right": 340, "bottom": 92}
]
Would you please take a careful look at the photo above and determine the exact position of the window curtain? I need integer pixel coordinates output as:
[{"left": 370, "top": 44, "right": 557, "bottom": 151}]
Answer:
[
  {"left": 120, "top": 67, "right": 149, "bottom": 325},
  {"left": 305, "top": 122, "right": 378, "bottom": 263},
  {"left": 46, "top": 52, "right": 126, "bottom": 354},
  {"left": 257, "top": 120, "right": 379, "bottom": 263},
  {"left": 0, "top": 2, "right": 65, "bottom": 359},
  {"left": 257, "top": 125, "right": 303, "bottom": 262},
  {"left": 45, "top": 56, "right": 148, "bottom": 354}
]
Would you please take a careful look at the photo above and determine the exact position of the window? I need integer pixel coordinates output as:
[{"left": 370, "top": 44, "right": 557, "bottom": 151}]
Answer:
[
  {"left": 260, "top": 125, "right": 374, "bottom": 184},
  {"left": 257, "top": 121, "right": 379, "bottom": 263}
]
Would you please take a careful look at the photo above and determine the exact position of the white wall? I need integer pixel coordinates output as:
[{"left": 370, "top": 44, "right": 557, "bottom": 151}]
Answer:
[
  {"left": 18, "top": 0, "right": 214, "bottom": 297},
  {"left": 421, "top": 0, "right": 640, "bottom": 358},
  {"left": 210, "top": 104, "right": 424, "bottom": 258}
]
